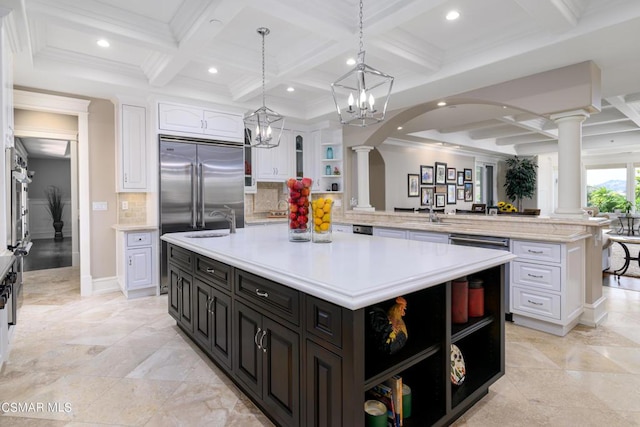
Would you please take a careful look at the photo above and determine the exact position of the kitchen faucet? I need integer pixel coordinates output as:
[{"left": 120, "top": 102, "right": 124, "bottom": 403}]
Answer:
[
  {"left": 428, "top": 204, "right": 440, "bottom": 223},
  {"left": 209, "top": 205, "right": 236, "bottom": 233}
]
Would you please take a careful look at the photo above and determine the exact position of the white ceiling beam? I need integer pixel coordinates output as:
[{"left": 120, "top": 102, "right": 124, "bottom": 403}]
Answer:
[
  {"left": 606, "top": 95, "right": 640, "bottom": 127},
  {"left": 145, "top": 1, "right": 246, "bottom": 87},
  {"left": 496, "top": 116, "right": 558, "bottom": 139},
  {"left": 26, "top": 0, "right": 176, "bottom": 50},
  {"left": 370, "top": 28, "right": 443, "bottom": 72},
  {"left": 513, "top": 0, "right": 583, "bottom": 33},
  {"left": 469, "top": 125, "right": 535, "bottom": 140}
]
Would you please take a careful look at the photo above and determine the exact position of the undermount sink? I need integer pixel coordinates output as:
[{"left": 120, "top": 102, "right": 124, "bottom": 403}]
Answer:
[{"left": 185, "top": 232, "right": 229, "bottom": 238}]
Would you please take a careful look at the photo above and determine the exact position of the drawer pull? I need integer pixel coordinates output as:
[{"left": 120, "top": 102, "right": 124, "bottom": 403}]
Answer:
[
  {"left": 527, "top": 299, "right": 543, "bottom": 306},
  {"left": 527, "top": 273, "right": 543, "bottom": 279},
  {"left": 206, "top": 267, "right": 215, "bottom": 274},
  {"left": 254, "top": 328, "right": 262, "bottom": 349},
  {"left": 527, "top": 249, "right": 543, "bottom": 254},
  {"left": 255, "top": 289, "right": 269, "bottom": 298},
  {"left": 259, "top": 330, "right": 267, "bottom": 353}
]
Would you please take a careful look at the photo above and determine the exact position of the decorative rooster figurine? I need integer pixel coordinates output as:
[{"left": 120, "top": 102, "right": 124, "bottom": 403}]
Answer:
[{"left": 368, "top": 296, "right": 408, "bottom": 355}]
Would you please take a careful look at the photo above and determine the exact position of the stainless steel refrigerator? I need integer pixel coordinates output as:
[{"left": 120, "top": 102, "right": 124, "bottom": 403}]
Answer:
[{"left": 159, "top": 135, "right": 244, "bottom": 294}]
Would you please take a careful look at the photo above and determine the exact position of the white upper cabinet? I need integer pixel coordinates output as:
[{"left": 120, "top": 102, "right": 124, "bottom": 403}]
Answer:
[
  {"left": 255, "top": 128, "right": 295, "bottom": 182},
  {"left": 158, "top": 102, "right": 243, "bottom": 142},
  {"left": 119, "top": 104, "right": 147, "bottom": 191}
]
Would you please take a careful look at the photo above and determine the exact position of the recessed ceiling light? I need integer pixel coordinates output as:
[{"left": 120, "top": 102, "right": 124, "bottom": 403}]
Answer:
[
  {"left": 97, "top": 39, "right": 110, "bottom": 48},
  {"left": 437, "top": 101, "right": 447, "bottom": 107},
  {"left": 287, "top": 87, "right": 295, "bottom": 92},
  {"left": 208, "top": 67, "right": 218, "bottom": 74},
  {"left": 397, "top": 126, "right": 403, "bottom": 130},
  {"left": 346, "top": 58, "right": 356, "bottom": 66},
  {"left": 446, "top": 10, "right": 460, "bottom": 21}
]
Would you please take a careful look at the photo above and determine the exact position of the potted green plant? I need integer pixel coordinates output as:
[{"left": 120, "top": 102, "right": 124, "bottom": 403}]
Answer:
[
  {"left": 504, "top": 156, "right": 538, "bottom": 212},
  {"left": 45, "top": 185, "right": 65, "bottom": 241}
]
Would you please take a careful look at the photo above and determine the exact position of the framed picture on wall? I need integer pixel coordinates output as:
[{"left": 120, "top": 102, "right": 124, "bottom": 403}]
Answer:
[
  {"left": 435, "top": 162, "right": 447, "bottom": 184},
  {"left": 464, "top": 168, "right": 473, "bottom": 182},
  {"left": 408, "top": 174, "right": 419, "bottom": 197},
  {"left": 457, "top": 171, "right": 464, "bottom": 186},
  {"left": 464, "top": 182, "right": 473, "bottom": 201},
  {"left": 435, "top": 193, "right": 446, "bottom": 208},
  {"left": 447, "top": 184, "right": 457, "bottom": 204},
  {"left": 457, "top": 187, "right": 464, "bottom": 200},
  {"left": 420, "top": 165, "right": 434, "bottom": 185},
  {"left": 447, "top": 168, "right": 456, "bottom": 182},
  {"left": 421, "top": 187, "right": 434, "bottom": 206}
]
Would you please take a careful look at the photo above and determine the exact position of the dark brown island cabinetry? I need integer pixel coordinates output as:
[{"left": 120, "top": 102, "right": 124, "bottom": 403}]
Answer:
[{"left": 166, "top": 243, "right": 505, "bottom": 427}]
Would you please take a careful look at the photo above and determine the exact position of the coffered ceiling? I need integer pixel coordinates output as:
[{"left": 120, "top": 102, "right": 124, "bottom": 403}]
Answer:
[{"left": 5, "top": 0, "right": 640, "bottom": 158}]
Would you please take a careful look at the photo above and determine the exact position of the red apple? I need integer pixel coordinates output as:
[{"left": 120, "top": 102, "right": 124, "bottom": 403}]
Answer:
[
  {"left": 301, "top": 177, "right": 312, "bottom": 188},
  {"left": 294, "top": 180, "right": 304, "bottom": 190},
  {"left": 286, "top": 178, "right": 296, "bottom": 189}
]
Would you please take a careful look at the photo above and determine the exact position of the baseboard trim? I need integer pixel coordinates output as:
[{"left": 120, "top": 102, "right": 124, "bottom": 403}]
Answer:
[
  {"left": 579, "top": 295, "right": 608, "bottom": 327},
  {"left": 92, "top": 276, "right": 120, "bottom": 296}
]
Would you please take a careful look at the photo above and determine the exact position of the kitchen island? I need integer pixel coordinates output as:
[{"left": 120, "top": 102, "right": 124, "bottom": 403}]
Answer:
[{"left": 162, "top": 225, "right": 514, "bottom": 426}]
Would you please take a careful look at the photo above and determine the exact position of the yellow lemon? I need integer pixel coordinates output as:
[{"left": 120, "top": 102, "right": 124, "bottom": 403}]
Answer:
[
  {"left": 314, "top": 217, "right": 322, "bottom": 226},
  {"left": 314, "top": 225, "right": 321, "bottom": 232},
  {"left": 315, "top": 208, "right": 324, "bottom": 218},
  {"left": 320, "top": 223, "right": 330, "bottom": 231},
  {"left": 315, "top": 198, "right": 325, "bottom": 209},
  {"left": 322, "top": 203, "right": 332, "bottom": 213},
  {"left": 311, "top": 201, "right": 317, "bottom": 210},
  {"left": 322, "top": 213, "right": 331, "bottom": 223}
]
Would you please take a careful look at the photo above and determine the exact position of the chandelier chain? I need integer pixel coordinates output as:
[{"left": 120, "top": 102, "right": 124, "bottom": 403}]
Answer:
[
  {"left": 358, "top": 0, "right": 364, "bottom": 53},
  {"left": 261, "top": 30, "right": 266, "bottom": 107}
]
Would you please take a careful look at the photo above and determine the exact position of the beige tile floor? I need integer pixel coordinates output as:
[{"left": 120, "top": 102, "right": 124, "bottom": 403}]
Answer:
[{"left": 1, "top": 267, "right": 639, "bottom": 426}]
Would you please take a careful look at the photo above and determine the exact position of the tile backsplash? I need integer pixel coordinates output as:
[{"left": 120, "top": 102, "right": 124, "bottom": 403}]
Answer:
[{"left": 118, "top": 193, "right": 147, "bottom": 224}]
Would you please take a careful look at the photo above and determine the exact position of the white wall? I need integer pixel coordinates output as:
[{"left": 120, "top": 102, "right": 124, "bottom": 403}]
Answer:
[
  {"left": 28, "top": 158, "right": 71, "bottom": 198},
  {"left": 376, "top": 141, "right": 476, "bottom": 212}
]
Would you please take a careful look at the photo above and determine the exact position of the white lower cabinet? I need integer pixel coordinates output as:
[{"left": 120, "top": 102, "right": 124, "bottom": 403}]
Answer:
[
  {"left": 333, "top": 223, "right": 352, "bottom": 234},
  {"left": 116, "top": 229, "right": 158, "bottom": 298},
  {"left": 372, "top": 227, "right": 407, "bottom": 239},
  {"left": 510, "top": 239, "right": 584, "bottom": 336},
  {"left": 407, "top": 230, "right": 449, "bottom": 244}
]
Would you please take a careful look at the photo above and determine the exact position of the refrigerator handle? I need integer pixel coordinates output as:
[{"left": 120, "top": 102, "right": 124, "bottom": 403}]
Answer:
[
  {"left": 199, "top": 163, "right": 205, "bottom": 228},
  {"left": 191, "top": 163, "right": 197, "bottom": 229}
]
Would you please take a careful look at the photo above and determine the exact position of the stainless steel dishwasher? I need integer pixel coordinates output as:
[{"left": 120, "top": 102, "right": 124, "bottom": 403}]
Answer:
[{"left": 449, "top": 233, "right": 512, "bottom": 320}]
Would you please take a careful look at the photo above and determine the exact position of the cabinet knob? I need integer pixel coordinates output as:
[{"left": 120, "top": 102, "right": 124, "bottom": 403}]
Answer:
[
  {"left": 255, "top": 289, "right": 269, "bottom": 298},
  {"left": 128, "top": 257, "right": 132, "bottom": 266},
  {"left": 124, "top": 173, "right": 128, "bottom": 183},
  {"left": 206, "top": 267, "right": 215, "bottom": 274}
]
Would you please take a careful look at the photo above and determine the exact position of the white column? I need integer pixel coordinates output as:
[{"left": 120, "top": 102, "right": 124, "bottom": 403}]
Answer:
[
  {"left": 550, "top": 110, "right": 589, "bottom": 218},
  {"left": 352, "top": 145, "right": 375, "bottom": 211}
]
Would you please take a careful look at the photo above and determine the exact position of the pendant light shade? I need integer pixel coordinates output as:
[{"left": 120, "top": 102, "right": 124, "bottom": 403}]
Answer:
[
  {"left": 244, "top": 27, "right": 284, "bottom": 148},
  {"left": 331, "top": 0, "right": 394, "bottom": 127}
]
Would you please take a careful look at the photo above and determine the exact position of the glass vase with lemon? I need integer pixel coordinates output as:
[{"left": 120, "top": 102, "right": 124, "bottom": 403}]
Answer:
[{"left": 312, "top": 196, "right": 333, "bottom": 243}]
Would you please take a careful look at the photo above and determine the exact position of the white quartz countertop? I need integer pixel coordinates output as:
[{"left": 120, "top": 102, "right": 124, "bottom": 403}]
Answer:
[
  {"left": 161, "top": 225, "right": 515, "bottom": 310},
  {"left": 112, "top": 224, "right": 158, "bottom": 231}
]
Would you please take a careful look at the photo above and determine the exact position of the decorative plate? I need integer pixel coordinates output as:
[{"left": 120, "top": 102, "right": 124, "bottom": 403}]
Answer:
[{"left": 450, "top": 344, "right": 466, "bottom": 385}]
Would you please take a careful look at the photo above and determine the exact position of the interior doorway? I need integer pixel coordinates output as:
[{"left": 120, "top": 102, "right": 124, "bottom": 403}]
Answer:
[
  {"left": 13, "top": 89, "right": 92, "bottom": 295},
  {"left": 17, "top": 136, "right": 76, "bottom": 271}
]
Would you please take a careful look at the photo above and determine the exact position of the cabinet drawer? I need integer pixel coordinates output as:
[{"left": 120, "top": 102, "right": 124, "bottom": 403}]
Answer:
[
  {"left": 512, "top": 261, "right": 561, "bottom": 292},
  {"left": 512, "top": 286, "right": 560, "bottom": 320},
  {"left": 512, "top": 240, "right": 561, "bottom": 263},
  {"left": 306, "top": 296, "right": 342, "bottom": 348},
  {"left": 235, "top": 270, "right": 299, "bottom": 326},
  {"left": 168, "top": 244, "right": 193, "bottom": 271},
  {"left": 127, "top": 232, "right": 152, "bottom": 247},
  {"left": 195, "top": 255, "right": 231, "bottom": 292}
]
